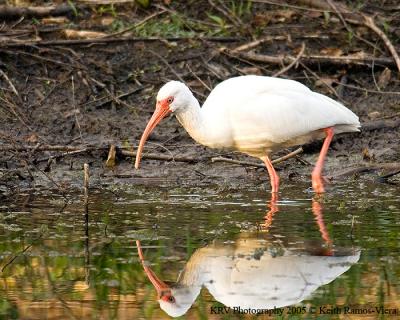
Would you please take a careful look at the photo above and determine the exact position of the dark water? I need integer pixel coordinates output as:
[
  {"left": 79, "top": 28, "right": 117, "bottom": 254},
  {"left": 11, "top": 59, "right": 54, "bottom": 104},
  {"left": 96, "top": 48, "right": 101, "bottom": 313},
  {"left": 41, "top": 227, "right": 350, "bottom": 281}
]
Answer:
[{"left": 1, "top": 181, "right": 399, "bottom": 319}]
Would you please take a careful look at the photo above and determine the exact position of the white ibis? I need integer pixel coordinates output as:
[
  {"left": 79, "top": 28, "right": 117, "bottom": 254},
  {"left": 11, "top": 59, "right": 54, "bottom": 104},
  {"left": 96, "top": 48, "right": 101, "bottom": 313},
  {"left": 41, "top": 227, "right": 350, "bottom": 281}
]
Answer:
[
  {"left": 135, "top": 75, "right": 360, "bottom": 193},
  {"left": 137, "top": 236, "right": 360, "bottom": 318}
]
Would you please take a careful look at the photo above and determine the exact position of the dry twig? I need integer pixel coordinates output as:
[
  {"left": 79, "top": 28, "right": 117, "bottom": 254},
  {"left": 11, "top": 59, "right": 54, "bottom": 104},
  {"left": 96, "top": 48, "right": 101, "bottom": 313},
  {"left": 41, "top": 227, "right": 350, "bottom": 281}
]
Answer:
[
  {"left": 208, "top": 0, "right": 242, "bottom": 28},
  {"left": 0, "top": 36, "right": 240, "bottom": 49},
  {"left": 83, "top": 163, "right": 89, "bottom": 202},
  {"left": 379, "top": 170, "right": 400, "bottom": 181},
  {"left": 295, "top": 0, "right": 400, "bottom": 73},
  {"left": 0, "top": 4, "right": 84, "bottom": 18},
  {"left": 223, "top": 49, "right": 396, "bottom": 69},
  {"left": 0, "top": 68, "right": 20, "bottom": 99},
  {"left": 211, "top": 147, "right": 303, "bottom": 168},
  {"left": 362, "top": 15, "right": 400, "bottom": 74},
  {"left": 231, "top": 36, "right": 287, "bottom": 53},
  {"left": 272, "top": 42, "right": 305, "bottom": 77},
  {"left": 102, "top": 9, "right": 167, "bottom": 38},
  {"left": 0, "top": 144, "right": 306, "bottom": 168},
  {"left": 328, "top": 162, "right": 400, "bottom": 180}
]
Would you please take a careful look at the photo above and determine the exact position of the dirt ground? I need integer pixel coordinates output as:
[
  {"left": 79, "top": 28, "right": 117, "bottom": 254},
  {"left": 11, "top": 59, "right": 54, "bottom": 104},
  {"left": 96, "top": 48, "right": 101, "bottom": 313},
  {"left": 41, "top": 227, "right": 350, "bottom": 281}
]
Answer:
[{"left": 0, "top": 0, "right": 399, "bottom": 197}]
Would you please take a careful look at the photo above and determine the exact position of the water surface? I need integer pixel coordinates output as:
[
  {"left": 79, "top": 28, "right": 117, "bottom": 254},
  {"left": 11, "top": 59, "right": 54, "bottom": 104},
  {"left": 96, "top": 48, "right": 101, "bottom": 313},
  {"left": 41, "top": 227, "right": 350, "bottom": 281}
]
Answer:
[{"left": 1, "top": 182, "right": 399, "bottom": 319}]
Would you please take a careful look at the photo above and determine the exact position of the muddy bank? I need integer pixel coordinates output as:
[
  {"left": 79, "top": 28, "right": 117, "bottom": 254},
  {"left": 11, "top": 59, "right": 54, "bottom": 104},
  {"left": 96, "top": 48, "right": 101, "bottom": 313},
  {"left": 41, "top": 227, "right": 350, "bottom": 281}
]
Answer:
[{"left": 0, "top": 1, "right": 399, "bottom": 196}]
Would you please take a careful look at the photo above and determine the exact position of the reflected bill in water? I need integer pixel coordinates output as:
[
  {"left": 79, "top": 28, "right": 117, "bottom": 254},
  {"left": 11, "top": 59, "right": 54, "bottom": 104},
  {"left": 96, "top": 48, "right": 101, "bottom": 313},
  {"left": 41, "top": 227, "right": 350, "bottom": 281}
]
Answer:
[{"left": 137, "top": 198, "right": 360, "bottom": 318}]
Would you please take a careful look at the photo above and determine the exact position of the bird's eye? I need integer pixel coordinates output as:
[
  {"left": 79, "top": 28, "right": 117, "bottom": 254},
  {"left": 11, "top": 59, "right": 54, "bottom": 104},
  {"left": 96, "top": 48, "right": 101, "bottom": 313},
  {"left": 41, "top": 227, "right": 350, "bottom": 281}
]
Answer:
[
  {"left": 167, "top": 97, "right": 174, "bottom": 104},
  {"left": 168, "top": 296, "right": 175, "bottom": 303}
]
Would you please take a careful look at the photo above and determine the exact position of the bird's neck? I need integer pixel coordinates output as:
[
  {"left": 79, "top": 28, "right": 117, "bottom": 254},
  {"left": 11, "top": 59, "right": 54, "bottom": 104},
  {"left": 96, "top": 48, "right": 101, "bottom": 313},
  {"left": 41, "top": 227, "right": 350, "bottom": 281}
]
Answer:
[{"left": 175, "top": 98, "right": 207, "bottom": 145}]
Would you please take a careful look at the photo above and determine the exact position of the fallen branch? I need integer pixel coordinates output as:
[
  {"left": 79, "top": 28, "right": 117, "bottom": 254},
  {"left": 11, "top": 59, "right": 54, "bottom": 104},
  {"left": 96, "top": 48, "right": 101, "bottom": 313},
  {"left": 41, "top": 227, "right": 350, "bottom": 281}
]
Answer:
[
  {"left": 363, "top": 15, "right": 400, "bottom": 74},
  {"left": 326, "top": 0, "right": 384, "bottom": 56},
  {"left": 332, "top": 80, "right": 400, "bottom": 96},
  {"left": 295, "top": 0, "right": 400, "bottom": 74},
  {"left": 294, "top": 0, "right": 367, "bottom": 24},
  {"left": 211, "top": 156, "right": 265, "bottom": 168},
  {"left": 362, "top": 119, "right": 400, "bottom": 132},
  {"left": 211, "top": 147, "right": 303, "bottom": 168},
  {"left": 0, "top": 36, "right": 241, "bottom": 49},
  {"left": 102, "top": 9, "right": 167, "bottom": 38},
  {"left": 0, "top": 144, "right": 203, "bottom": 163},
  {"left": 300, "top": 61, "right": 343, "bottom": 102},
  {"left": 0, "top": 4, "right": 84, "bottom": 18},
  {"left": 231, "top": 36, "right": 287, "bottom": 53},
  {"left": 328, "top": 162, "right": 400, "bottom": 179},
  {"left": 119, "top": 149, "right": 203, "bottom": 163},
  {"left": 0, "top": 69, "right": 20, "bottom": 99},
  {"left": 271, "top": 147, "right": 304, "bottom": 164},
  {"left": 223, "top": 49, "right": 396, "bottom": 68},
  {"left": 1, "top": 144, "right": 304, "bottom": 167},
  {"left": 378, "top": 169, "right": 400, "bottom": 181},
  {"left": 1, "top": 49, "right": 86, "bottom": 70},
  {"left": 35, "top": 148, "right": 89, "bottom": 163},
  {"left": 376, "top": 112, "right": 400, "bottom": 120},
  {"left": 0, "top": 145, "right": 86, "bottom": 152}
]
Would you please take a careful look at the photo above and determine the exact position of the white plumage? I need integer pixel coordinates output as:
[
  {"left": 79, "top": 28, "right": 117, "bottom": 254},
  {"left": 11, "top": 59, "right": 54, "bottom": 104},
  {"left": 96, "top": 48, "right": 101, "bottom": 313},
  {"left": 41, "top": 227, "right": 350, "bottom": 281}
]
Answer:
[
  {"left": 135, "top": 75, "right": 361, "bottom": 193},
  {"left": 139, "top": 235, "right": 360, "bottom": 318},
  {"left": 199, "top": 76, "right": 359, "bottom": 156}
]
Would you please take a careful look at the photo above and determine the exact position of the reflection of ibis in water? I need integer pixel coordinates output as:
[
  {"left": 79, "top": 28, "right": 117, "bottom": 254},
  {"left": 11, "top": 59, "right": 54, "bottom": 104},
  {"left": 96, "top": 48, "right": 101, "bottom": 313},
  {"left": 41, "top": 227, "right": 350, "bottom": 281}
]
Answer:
[{"left": 136, "top": 200, "right": 360, "bottom": 317}]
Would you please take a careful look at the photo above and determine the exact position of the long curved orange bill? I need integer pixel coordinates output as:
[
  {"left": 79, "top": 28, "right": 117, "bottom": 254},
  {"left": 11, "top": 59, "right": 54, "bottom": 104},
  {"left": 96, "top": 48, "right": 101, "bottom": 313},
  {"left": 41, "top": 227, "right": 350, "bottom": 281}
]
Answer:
[
  {"left": 136, "top": 240, "right": 172, "bottom": 300},
  {"left": 135, "top": 102, "right": 171, "bottom": 169}
]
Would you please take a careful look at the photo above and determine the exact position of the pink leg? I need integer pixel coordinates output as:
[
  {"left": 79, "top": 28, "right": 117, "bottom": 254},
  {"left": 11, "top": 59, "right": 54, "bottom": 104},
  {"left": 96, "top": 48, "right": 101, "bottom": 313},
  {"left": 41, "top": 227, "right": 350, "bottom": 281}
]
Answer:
[
  {"left": 312, "top": 127, "right": 334, "bottom": 193},
  {"left": 261, "top": 155, "right": 280, "bottom": 193},
  {"left": 262, "top": 192, "right": 279, "bottom": 230},
  {"left": 312, "top": 198, "right": 333, "bottom": 256}
]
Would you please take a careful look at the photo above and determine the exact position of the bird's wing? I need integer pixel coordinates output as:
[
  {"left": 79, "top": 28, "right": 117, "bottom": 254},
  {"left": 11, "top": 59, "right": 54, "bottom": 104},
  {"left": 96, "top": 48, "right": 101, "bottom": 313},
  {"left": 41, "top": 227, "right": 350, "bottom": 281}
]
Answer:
[
  {"left": 202, "top": 75, "right": 313, "bottom": 112},
  {"left": 206, "top": 252, "right": 360, "bottom": 309},
  {"left": 200, "top": 76, "right": 359, "bottom": 153},
  {"left": 227, "top": 89, "right": 360, "bottom": 146}
]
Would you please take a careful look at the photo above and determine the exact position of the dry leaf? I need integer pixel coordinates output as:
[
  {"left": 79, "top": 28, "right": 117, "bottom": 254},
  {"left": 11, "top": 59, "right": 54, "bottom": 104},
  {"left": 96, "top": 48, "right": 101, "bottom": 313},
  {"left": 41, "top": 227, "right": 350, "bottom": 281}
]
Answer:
[
  {"left": 377, "top": 67, "right": 391, "bottom": 89},
  {"left": 347, "top": 51, "right": 367, "bottom": 59},
  {"left": 253, "top": 10, "right": 296, "bottom": 26},
  {"left": 320, "top": 47, "right": 343, "bottom": 57},
  {"left": 315, "top": 77, "right": 336, "bottom": 88},
  {"left": 34, "top": 88, "right": 45, "bottom": 100},
  {"left": 368, "top": 111, "right": 381, "bottom": 120},
  {"left": 252, "top": 13, "right": 271, "bottom": 27},
  {"left": 237, "top": 67, "right": 263, "bottom": 75},
  {"left": 101, "top": 17, "right": 115, "bottom": 26},
  {"left": 362, "top": 148, "right": 375, "bottom": 161},
  {"left": 308, "top": 11, "right": 323, "bottom": 18},
  {"left": 25, "top": 134, "right": 38, "bottom": 143},
  {"left": 64, "top": 109, "right": 80, "bottom": 118},
  {"left": 273, "top": 10, "right": 296, "bottom": 22}
]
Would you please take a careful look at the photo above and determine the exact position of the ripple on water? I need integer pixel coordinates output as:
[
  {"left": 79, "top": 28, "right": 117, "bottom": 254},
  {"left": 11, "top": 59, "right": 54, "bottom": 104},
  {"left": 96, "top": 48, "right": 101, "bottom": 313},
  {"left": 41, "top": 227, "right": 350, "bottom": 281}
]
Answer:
[{"left": 0, "top": 182, "right": 399, "bottom": 319}]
